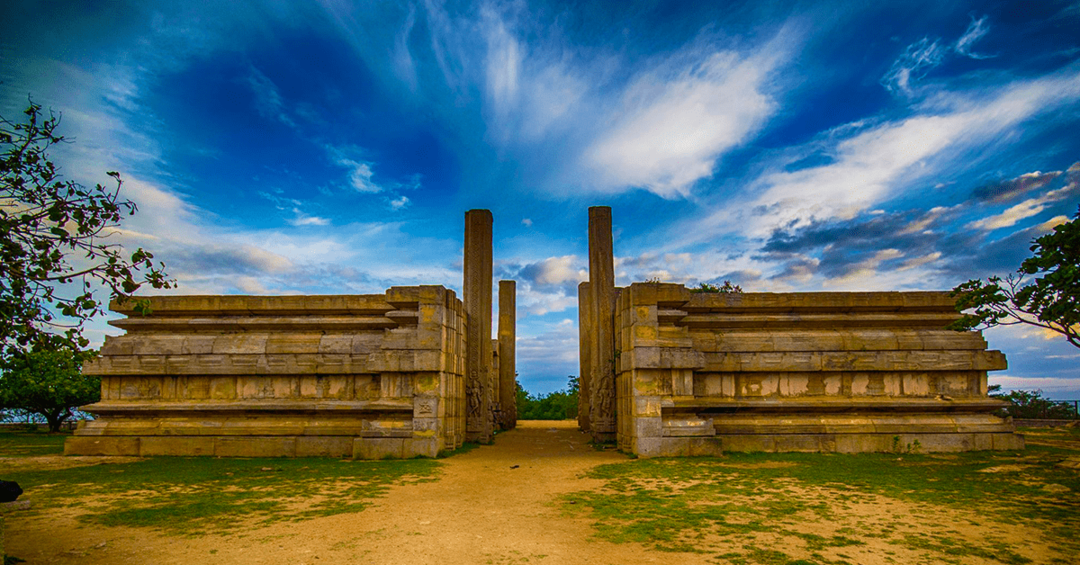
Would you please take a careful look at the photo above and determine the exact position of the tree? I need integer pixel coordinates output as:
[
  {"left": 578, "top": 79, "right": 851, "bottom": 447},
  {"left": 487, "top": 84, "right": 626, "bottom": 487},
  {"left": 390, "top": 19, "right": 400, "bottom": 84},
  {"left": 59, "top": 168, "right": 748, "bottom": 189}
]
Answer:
[
  {"left": 691, "top": 280, "right": 743, "bottom": 293},
  {"left": 0, "top": 347, "right": 99, "bottom": 432},
  {"left": 986, "top": 385, "right": 1076, "bottom": 419},
  {"left": 1, "top": 100, "right": 174, "bottom": 356},
  {"left": 517, "top": 378, "right": 580, "bottom": 420},
  {"left": 949, "top": 207, "right": 1080, "bottom": 348}
]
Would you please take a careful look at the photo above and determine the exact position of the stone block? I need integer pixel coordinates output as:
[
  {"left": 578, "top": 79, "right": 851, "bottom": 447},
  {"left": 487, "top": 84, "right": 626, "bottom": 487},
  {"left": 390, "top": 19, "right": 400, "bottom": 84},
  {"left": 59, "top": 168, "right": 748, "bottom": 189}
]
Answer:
[
  {"left": 993, "top": 433, "right": 1025, "bottom": 450},
  {"left": 215, "top": 437, "right": 296, "bottom": 457},
  {"left": 774, "top": 434, "right": 824, "bottom": 452},
  {"left": 721, "top": 435, "right": 775, "bottom": 453},
  {"left": 209, "top": 376, "right": 237, "bottom": 400},
  {"left": 64, "top": 437, "right": 140, "bottom": 456},
  {"left": 658, "top": 438, "right": 691, "bottom": 457},
  {"left": 687, "top": 436, "right": 724, "bottom": 456},
  {"left": 834, "top": 434, "right": 891, "bottom": 453},
  {"left": 354, "top": 438, "right": 405, "bottom": 459},
  {"left": 213, "top": 334, "right": 268, "bottom": 355},
  {"left": 633, "top": 396, "right": 662, "bottom": 418},
  {"left": 265, "top": 334, "right": 322, "bottom": 354},
  {"left": 404, "top": 436, "right": 440, "bottom": 458},
  {"left": 296, "top": 436, "right": 354, "bottom": 457},
  {"left": 634, "top": 417, "right": 662, "bottom": 439},
  {"left": 632, "top": 436, "right": 663, "bottom": 457},
  {"left": 140, "top": 436, "right": 216, "bottom": 456}
]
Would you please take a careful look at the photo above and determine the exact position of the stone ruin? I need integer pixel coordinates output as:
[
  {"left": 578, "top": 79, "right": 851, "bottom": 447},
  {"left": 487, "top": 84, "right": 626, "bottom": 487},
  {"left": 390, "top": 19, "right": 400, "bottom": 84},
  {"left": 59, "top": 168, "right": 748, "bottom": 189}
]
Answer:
[
  {"left": 66, "top": 210, "right": 517, "bottom": 458},
  {"left": 66, "top": 206, "right": 1023, "bottom": 458},
  {"left": 578, "top": 206, "right": 1024, "bottom": 455}
]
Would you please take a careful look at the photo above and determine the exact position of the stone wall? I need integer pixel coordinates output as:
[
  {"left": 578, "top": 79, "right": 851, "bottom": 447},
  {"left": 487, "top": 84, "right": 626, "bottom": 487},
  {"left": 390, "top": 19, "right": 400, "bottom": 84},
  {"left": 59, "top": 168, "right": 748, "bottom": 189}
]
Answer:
[
  {"left": 614, "top": 283, "right": 1023, "bottom": 456},
  {"left": 65, "top": 286, "right": 466, "bottom": 459}
]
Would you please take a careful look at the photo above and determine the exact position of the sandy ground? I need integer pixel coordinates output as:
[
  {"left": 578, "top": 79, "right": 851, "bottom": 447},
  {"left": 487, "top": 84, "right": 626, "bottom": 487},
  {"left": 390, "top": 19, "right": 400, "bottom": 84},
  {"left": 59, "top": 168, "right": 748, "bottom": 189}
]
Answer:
[
  {"left": 5, "top": 422, "right": 1072, "bottom": 564},
  {"left": 5, "top": 421, "right": 708, "bottom": 565}
]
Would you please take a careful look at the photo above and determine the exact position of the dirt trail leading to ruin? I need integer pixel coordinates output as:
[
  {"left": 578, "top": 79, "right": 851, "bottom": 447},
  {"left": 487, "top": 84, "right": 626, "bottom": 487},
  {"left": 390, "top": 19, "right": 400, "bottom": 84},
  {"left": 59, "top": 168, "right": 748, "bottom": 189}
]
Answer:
[{"left": 8, "top": 421, "right": 710, "bottom": 565}]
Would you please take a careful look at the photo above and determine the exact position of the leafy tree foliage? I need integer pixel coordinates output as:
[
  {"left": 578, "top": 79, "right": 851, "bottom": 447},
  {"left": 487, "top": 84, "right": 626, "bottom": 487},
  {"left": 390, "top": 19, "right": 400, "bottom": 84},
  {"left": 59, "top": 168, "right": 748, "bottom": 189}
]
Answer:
[
  {"left": 987, "top": 385, "right": 1077, "bottom": 420},
  {"left": 517, "top": 376, "right": 579, "bottom": 420},
  {"left": 0, "top": 347, "right": 99, "bottom": 432},
  {"left": 949, "top": 208, "right": 1080, "bottom": 348},
  {"left": 1, "top": 101, "right": 173, "bottom": 356},
  {"left": 691, "top": 280, "right": 743, "bottom": 293}
]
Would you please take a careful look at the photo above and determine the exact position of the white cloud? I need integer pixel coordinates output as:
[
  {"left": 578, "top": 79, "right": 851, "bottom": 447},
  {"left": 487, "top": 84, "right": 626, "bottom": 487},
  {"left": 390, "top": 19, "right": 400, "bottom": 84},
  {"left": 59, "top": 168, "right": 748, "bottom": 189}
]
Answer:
[
  {"left": 521, "top": 218, "right": 533, "bottom": 227},
  {"left": 482, "top": 5, "right": 522, "bottom": 118},
  {"left": 340, "top": 159, "right": 382, "bottom": 193},
  {"left": 882, "top": 37, "right": 946, "bottom": 96},
  {"left": 288, "top": 209, "right": 331, "bottom": 227},
  {"left": 701, "top": 70, "right": 1080, "bottom": 239},
  {"left": 968, "top": 180, "right": 1079, "bottom": 231},
  {"left": 897, "top": 251, "right": 942, "bottom": 271},
  {"left": 583, "top": 50, "right": 779, "bottom": 198},
  {"left": 519, "top": 255, "right": 587, "bottom": 287},
  {"left": 968, "top": 199, "right": 1048, "bottom": 231},
  {"left": 389, "top": 195, "right": 411, "bottom": 210},
  {"left": 955, "top": 15, "right": 994, "bottom": 60},
  {"left": 826, "top": 248, "right": 903, "bottom": 286},
  {"left": 516, "top": 318, "right": 579, "bottom": 365}
]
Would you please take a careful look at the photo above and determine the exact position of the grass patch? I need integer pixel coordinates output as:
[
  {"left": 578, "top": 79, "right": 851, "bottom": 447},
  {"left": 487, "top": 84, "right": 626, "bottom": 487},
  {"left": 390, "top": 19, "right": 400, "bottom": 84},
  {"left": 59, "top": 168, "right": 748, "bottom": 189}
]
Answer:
[
  {"left": 0, "top": 429, "right": 69, "bottom": 457},
  {"left": 3, "top": 450, "right": 439, "bottom": 535},
  {"left": 564, "top": 432, "right": 1080, "bottom": 564}
]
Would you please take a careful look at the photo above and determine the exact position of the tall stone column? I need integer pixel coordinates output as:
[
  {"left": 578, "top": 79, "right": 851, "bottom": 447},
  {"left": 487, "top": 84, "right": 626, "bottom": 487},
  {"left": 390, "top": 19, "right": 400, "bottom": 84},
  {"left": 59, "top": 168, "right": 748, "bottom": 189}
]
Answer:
[
  {"left": 498, "top": 280, "right": 517, "bottom": 430},
  {"left": 577, "top": 281, "right": 592, "bottom": 432},
  {"left": 588, "top": 206, "right": 616, "bottom": 441},
  {"left": 464, "top": 209, "right": 494, "bottom": 443}
]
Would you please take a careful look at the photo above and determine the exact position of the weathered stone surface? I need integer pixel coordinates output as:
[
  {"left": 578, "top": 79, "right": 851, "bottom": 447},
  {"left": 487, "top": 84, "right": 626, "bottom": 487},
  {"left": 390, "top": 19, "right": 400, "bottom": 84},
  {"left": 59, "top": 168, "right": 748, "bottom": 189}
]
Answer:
[
  {"left": 610, "top": 282, "right": 1022, "bottom": 456},
  {"left": 577, "top": 282, "right": 592, "bottom": 432},
  {"left": 464, "top": 209, "right": 494, "bottom": 443},
  {"left": 67, "top": 286, "right": 467, "bottom": 459},
  {"left": 588, "top": 206, "right": 616, "bottom": 442},
  {"left": 498, "top": 280, "right": 517, "bottom": 430}
]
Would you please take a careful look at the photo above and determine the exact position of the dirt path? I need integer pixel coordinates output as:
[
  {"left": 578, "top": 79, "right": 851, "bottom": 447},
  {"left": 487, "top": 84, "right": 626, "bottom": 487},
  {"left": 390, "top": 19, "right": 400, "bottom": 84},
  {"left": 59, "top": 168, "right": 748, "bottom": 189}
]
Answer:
[{"left": 7, "top": 421, "right": 709, "bottom": 565}]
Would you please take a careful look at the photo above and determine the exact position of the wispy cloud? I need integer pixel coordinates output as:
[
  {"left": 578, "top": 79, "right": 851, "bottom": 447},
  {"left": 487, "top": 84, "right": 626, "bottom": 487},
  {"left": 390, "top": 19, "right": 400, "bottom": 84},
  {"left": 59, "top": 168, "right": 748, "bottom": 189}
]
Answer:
[
  {"left": 881, "top": 37, "right": 946, "bottom": 96},
  {"left": 955, "top": 15, "right": 994, "bottom": 60},
  {"left": 288, "top": 209, "right": 331, "bottom": 226},
  {"left": 694, "top": 70, "right": 1080, "bottom": 239},
  {"left": 582, "top": 48, "right": 782, "bottom": 198},
  {"left": 482, "top": 4, "right": 523, "bottom": 119},
  {"left": 971, "top": 170, "right": 1063, "bottom": 203},
  {"left": 392, "top": 4, "right": 419, "bottom": 91},
  {"left": 244, "top": 66, "right": 296, "bottom": 128},
  {"left": 968, "top": 166, "right": 1079, "bottom": 231}
]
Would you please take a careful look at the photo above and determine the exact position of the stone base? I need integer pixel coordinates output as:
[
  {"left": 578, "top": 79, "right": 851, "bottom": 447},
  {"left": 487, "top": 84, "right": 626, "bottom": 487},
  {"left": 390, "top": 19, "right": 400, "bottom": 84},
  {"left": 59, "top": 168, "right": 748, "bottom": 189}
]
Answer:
[
  {"left": 65, "top": 401, "right": 452, "bottom": 459},
  {"left": 631, "top": 431, "right": 1024, "bottom": 457},
  {"left": 64, "top": 435, "right": 441, "bottom": 459},
  {"left": 627, "top": 411, "right": 1025, "bottom": 457}
]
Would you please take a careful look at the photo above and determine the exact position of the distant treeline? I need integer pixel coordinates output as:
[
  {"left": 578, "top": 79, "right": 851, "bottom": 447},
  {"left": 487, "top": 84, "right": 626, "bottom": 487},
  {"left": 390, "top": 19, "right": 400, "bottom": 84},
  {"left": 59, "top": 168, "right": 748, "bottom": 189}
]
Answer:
[
  {"left": 990, "top": 386, "right": 1079, "bottom": 419},
  {"left": 516, "top": 376, "right": 579, "bottom": 420}
]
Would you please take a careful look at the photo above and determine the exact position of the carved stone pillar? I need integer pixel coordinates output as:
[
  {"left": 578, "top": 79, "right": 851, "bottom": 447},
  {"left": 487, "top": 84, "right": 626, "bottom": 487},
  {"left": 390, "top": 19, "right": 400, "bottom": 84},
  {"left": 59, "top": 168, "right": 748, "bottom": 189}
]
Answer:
[
  {"left": 588, "top": 206, "right": 616, "bottom": 441},
  {"left": 577, "top": 281, "right": 592, "bottom": 432},
  {"left": 464, "top": 209, "right": 493, "bottom": 443},
  {"left": 498, "top": 280, "right": 517, "bottom": 430}
]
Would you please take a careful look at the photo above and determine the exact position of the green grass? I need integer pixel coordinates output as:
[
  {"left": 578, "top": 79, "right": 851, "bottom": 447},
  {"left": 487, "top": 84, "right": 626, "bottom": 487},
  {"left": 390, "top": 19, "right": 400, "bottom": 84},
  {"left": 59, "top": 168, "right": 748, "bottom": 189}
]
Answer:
[
  {"left": 1, "top": 432, "right": 440, "bottom": 535},
  {"left": 0, "top": 429, "right": 69, "bottom": 457},
  {"left": 564, "top": 432, "right": 1080, "bottom": 565}
]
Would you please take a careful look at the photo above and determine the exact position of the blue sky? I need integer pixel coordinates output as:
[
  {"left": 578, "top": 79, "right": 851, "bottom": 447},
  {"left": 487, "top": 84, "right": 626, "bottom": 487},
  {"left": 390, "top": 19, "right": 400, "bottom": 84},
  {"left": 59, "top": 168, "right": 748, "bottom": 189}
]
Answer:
[{"left": 2, "top": 1, "right": 1079, "bottom": 397}]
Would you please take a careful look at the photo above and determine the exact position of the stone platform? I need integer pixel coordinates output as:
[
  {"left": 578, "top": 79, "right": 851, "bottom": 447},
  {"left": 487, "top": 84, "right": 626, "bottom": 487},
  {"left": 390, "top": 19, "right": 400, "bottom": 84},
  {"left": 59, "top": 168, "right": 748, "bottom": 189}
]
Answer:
[
  {"left": 611, "top": 283, "right": 1024, "bottom": 456},
  {"left": 65, "top": 286, "right": 466, "bottom": 459}
]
